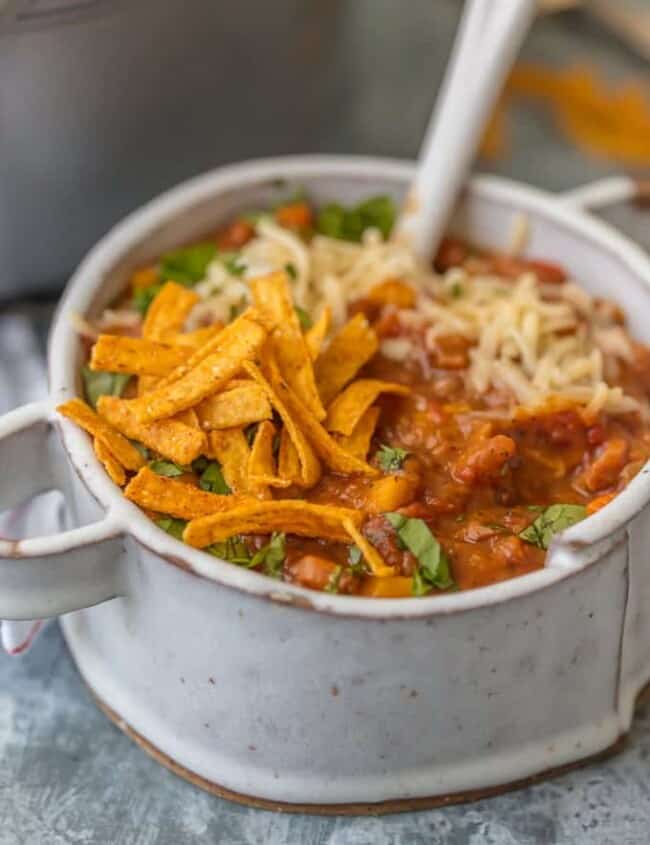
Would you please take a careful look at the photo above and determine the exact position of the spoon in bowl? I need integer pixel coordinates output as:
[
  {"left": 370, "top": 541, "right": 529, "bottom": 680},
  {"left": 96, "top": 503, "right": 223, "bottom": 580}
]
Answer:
[{"left": 394, "top": 0, "right": 537, "bottom": 262}]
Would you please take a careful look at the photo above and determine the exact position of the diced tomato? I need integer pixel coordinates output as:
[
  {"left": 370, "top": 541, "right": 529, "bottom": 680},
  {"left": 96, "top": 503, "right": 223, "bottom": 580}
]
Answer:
[
  {"left": 275, "top": 202, "right": 313, "bottom": 230},
  {"left": 583, "top": 439, "right": 629, "bottom": 492},
  {"left": 217, "top": 219, "right": 254, "bottom": 249},
  {"left": 434, "top": 237, "right": 469, "bottom": 271},
  {"left": 486, "top": 254, "right": 566, "bottom": 284},
  {"left": 454, "top": 435, "right": 517, "bottom": 485}
]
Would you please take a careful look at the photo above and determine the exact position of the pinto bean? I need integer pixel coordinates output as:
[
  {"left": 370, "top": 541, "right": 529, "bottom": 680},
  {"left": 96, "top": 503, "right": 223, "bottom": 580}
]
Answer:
[
  {"left": 583, "top": 438, "right": 629, "bottom": 492},
  {"left": 454, "top": 435, "right": 517, "bottom": 485}
]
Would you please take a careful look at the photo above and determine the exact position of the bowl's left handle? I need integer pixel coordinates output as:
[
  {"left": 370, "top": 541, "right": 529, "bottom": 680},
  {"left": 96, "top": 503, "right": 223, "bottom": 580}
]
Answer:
[{"left": 0, "top": 401, "right": 125, "bottom": 620}]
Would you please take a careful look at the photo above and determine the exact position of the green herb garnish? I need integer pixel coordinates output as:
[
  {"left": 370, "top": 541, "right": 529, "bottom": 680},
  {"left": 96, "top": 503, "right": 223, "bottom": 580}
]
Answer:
[
  {"left": 156, "top": 517, "right": 187, "bottom": 540},
  {"left": 285, "top": 262, "right": 298, "bottom": 280},
  {"left": 159, "top": 242, "right": 216, "bottom": 285},
  {"left": 376, "top": 444, "right": 410, "bottom": 473},
  {"left": 519, "top": 504, "right": 587, "bottom": 550},
  {"left": 385, "top": 513, "right": 455, "bottom": 595},
  {"left": 450, "top": 282, "right": 464, "bottom": 298},
  {"left": 82, "top": 367, "right": 131, "bottom": 409},
  {"left": 294, "top": 306, "right": 313, "bottom": 330},
  {"left": 207, "top": 536, "right": 253, "bottom": 566},
  {"left": 132, "top": 283, "right": 163, "bottom": 315},
  {"left": 249, "top": 532, "right": 286, "bottom": 578},
  {"left": 347, "top": 544, "right": 367, "bottom": 575},
  {"left": 199, "top": 461, "right": 231, "bottom": 495},
  {"left": 131, "top": 441, "right": 150, "bottom": 461},
  {"left": 325, "top": 565, "right": 343, "bottom": 594},
  {"left": 315, "top": 195, "right": 396, "bottom": 242},
  {"left": 223, "top": 253, "right": 246, "bottom": 277},
  {"left": 149, "top": 460, "right": 186, "bottom": 477}
]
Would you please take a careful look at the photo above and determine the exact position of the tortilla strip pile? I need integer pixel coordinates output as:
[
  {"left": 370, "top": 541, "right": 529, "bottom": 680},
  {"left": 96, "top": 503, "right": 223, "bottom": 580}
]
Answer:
[{"left": 58, "top": 270, "right": 413, "bottom": 578}]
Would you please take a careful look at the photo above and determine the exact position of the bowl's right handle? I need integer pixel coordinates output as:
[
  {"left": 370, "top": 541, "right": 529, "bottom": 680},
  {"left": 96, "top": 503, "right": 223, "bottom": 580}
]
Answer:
[
  {"left": 0, "top": 400, "right": 125, "bottom": 620},
  {"left": 558, "top": 176, "right": 650, "bottom": 213}
]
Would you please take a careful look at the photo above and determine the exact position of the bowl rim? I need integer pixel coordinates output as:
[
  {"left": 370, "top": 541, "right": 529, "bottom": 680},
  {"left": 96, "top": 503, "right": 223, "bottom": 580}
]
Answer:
[{"left": 48, "top": 154, "right": 650, "bottom": 619}]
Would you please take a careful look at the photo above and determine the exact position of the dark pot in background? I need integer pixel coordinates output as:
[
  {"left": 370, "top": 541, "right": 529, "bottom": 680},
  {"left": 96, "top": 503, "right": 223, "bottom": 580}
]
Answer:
[{"left": 0, "top": 0, "right": 348, "bottom": 297}]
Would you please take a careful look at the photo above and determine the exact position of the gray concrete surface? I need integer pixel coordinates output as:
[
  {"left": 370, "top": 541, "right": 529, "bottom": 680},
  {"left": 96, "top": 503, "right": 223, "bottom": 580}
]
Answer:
[{"left": 2, "top": 2, "right": 650, "bottom": 842}]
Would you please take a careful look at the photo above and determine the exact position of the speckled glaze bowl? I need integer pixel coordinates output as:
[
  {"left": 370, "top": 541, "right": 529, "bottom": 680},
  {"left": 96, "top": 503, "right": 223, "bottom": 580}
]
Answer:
[{"left": 1, "top": 157, "right": 650, "bottom": 814}]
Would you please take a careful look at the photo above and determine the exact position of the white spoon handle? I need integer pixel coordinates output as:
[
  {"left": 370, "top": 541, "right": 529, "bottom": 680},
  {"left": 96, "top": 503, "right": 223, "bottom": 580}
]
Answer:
[{"left": 394, "top": 0, "right": 536, "bottom": 263}]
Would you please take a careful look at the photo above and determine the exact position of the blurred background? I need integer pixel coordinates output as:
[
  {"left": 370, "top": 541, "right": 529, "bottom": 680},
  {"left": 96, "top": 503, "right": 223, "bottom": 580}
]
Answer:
[{"left": 2, "top": 0, "right": 650, "bottom": 305}]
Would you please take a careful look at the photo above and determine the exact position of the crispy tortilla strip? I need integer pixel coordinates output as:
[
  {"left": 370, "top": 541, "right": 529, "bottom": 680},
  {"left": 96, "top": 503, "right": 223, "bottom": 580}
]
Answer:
[
  {"left": 170, "top": 324, "right": 223, "bottom": 349},
  {"left": 244, "top": 362, "right": 321, "bottom": 488},
  {"left": 278, "top": 426, "right": 302, "bottom": 484},
  {"left": 142, "top": 282, "right": 199, "bottom": 340},
  {"left": 125, "top": 466, "right": 241, "bottom": 520},
  {"left": 128, "top": 311, "right": 268, "bottom": 422},
  {"left": 137, "top": 375, "right": 160, "bottom": 397},
  {"left": 305, "top": 306, "right": 331, "bottom": 361},
  {"left": 315, "top": 313, "right": 378, "bottom": 406},
  {"left": 251, "top": 272, "right": 325, "bottom": 420},
  {"left": 325, "top": 379, "right": 410, "bottom": 436},
  {"left": 197, "top": 383, "right": 272, "bottom": 430},
  {"left": 209, "top": 429, "right": 270, "bottom": 499},
  {"left": 93, "top": 437, "right": 126, "bottom": 486},
  {"left": 98, "top": 395, "right": 207, "bottom": 465},
  {"left": 360, "top": 576, "right": 413, "bottom": 598},
  {"left": 174, "top": 408, "right": 200, "bottom": 428},
  {"left": 58, "top": 398, "right": 145, "bottom": 472},
  {"left": 343, "top": 518, "right": 394, "bottom": 577},
  {"left": 248, "top": 421, "right": 291, "bottom": 488},
  {"left": 154, "top": 308, "right": 266, "bottom": 389},
  {"left": 259, "top": 366, "right": 378, "bottom": 477},
  {"left": 90, "top": 335, "right": 191, "bottom": 376},
  {"left": 183, "top": 500, "right": 362, "bottom": 548},
  {"left": 337, "top": 405, "right": 380, "bottom": 461}
]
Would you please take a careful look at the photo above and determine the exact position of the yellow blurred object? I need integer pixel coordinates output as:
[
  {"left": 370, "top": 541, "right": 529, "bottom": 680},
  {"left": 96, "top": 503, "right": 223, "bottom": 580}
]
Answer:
[{"left": 480, "top": 63, "right": 650, "bottom": 167}]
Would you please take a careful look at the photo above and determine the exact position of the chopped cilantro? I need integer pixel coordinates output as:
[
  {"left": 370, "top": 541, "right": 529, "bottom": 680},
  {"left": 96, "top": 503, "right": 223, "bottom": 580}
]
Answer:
[
  {"left": 249, "top": 532, "right": 286, "bottom": 578},
  {"left": 315, "top": 195, "right": 396, "bottom": 242},
  {"left": 385, "top": 513, "right": 455, "bottom": 595},
  {"left": 149, "top": 460, "right": 185, "bottom": 477},
  {"left": 228, "top": 298, "right": 247, "bottom": 322},
  {"left": 519, "top": 504, "right": 587, "bottom": 550},
  {"left": 376, "top": 444, "right": 410, "bottom": 473},
  {"left": 199, "top": 462, "right": 231, "bottom": 495},
  {"left": 131, "top": 441, "right": 150, "bottom": 461},
  {"left": 132, "top": 283, "right": 163, "bottom": 315},
  {"left": 223, "top": 253, "right": 246, "bottom": 277},
  {"left": 192, "top": 456, "right": 209, "bottom": 474},
  {"left": 156, "top": 517, "right": 186, "bottom": 540},
  {"left": 285, "top": 262, "right": 298, "bottom": 280},
  {"left": 450, "top": 282, "right": 464, "bottom": 298},
  {"left": 245, "top": 423, "right": 259, "bottom": 447},
  {"left": 347, "top": 544, "right": 367, "bottom": 575},
  {"left": 325, "top": 565, "right": 343, "bottom": 594},
  {"left": 294, "top": 305, "right": 313, "bottom": 330},
  {"left": 82, "top": 367, "right": 131, "bottom": 409},
  {"left": 207, "top": 536, "right": 253, "bottom": 566},
  {"left": 159, "top": 242, "right": 216, "bottom": 285}
]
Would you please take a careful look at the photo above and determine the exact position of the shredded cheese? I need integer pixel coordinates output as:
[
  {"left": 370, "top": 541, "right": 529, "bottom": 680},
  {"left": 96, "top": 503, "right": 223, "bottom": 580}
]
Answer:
[{"left": 88, "top": 214, "right": 643, "bottom": 421}]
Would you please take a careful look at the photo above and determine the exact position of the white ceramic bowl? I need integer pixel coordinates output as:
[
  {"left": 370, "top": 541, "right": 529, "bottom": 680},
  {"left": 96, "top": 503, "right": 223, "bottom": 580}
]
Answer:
[{"left": 2, "top": 157, "right": 650, "bottom": 814}]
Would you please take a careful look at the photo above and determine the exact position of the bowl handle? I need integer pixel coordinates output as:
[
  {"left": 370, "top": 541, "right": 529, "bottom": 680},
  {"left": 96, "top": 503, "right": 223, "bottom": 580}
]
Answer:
[
  {"left": 0, "top": 400, "right": 125, "bottom": 620},
  {"left": 558, "top": 175, "right": 650, "bottom": 212}
]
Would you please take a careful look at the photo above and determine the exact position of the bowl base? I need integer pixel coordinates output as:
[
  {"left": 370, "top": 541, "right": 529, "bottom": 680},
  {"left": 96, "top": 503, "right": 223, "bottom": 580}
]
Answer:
[{"left": 87, "top": 683, "right": 631, "bottom": 816}]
